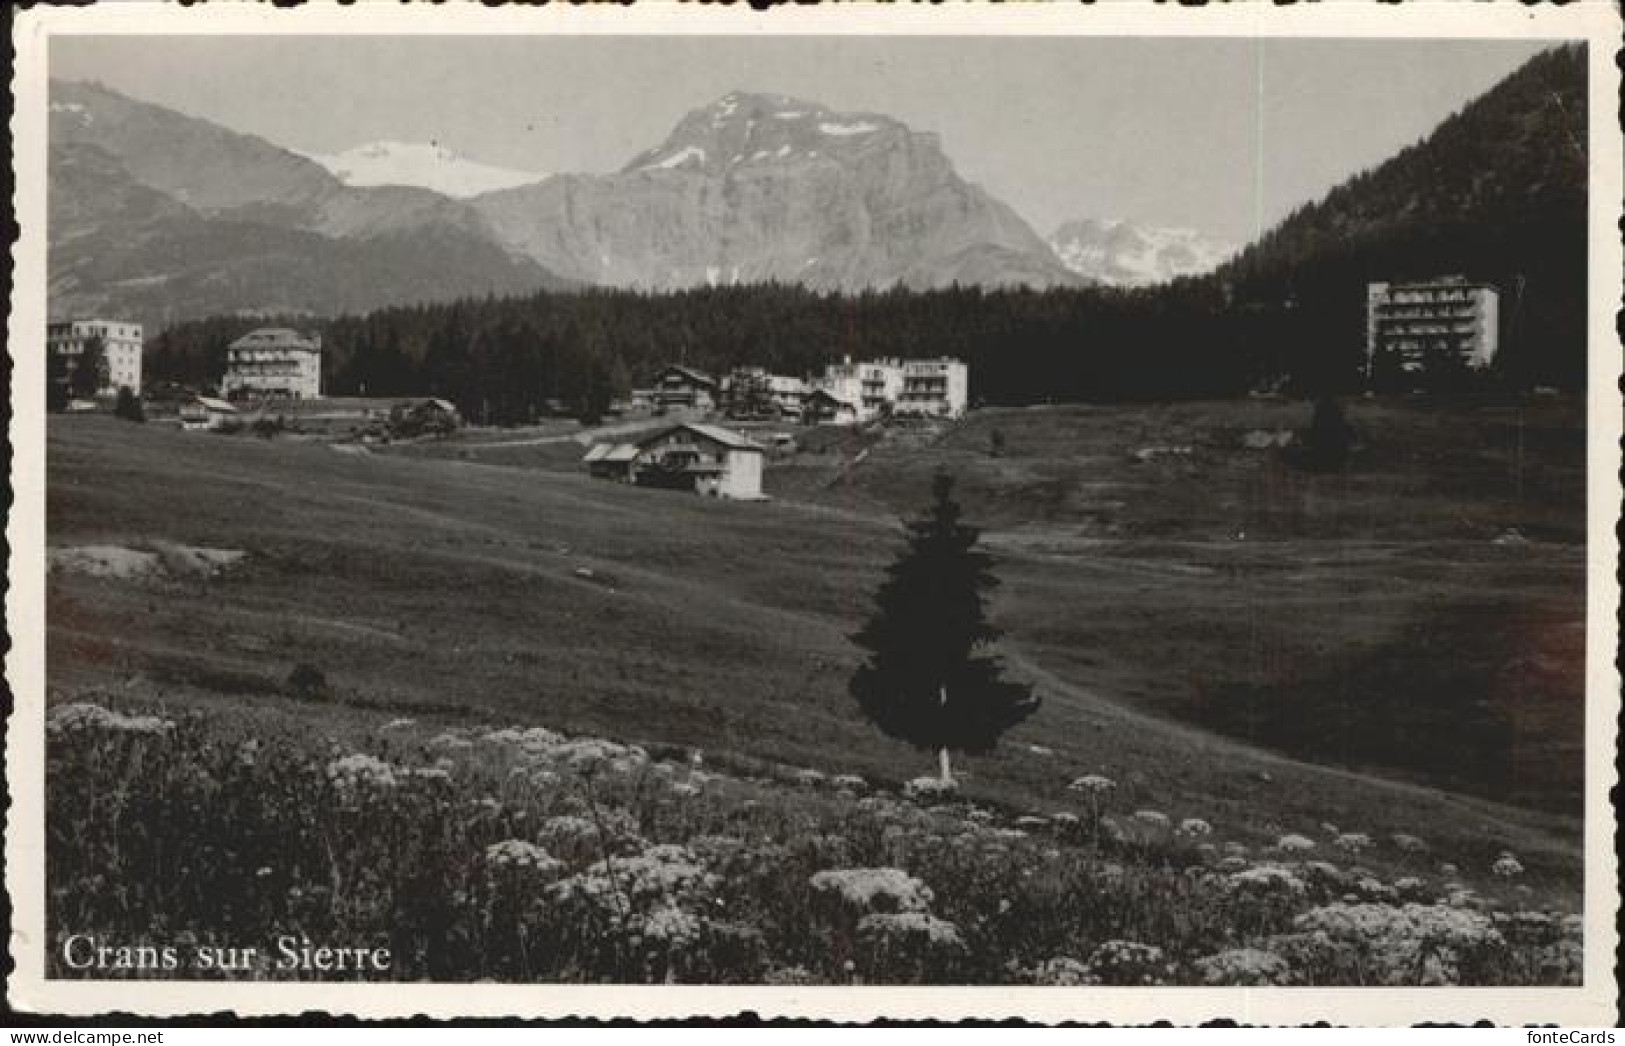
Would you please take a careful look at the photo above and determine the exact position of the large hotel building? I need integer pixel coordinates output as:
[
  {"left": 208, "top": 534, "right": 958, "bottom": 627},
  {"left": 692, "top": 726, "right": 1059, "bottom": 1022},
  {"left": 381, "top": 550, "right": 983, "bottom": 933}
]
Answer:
[
  {"left": 1366, "top": 276, "right": 1500, "bottom": 378},
  {"left": 221, "top": 328, "right": 324, "bottom": 401},
  {"left": 47, "top": 318, "right": 143, "bottom": 395}
]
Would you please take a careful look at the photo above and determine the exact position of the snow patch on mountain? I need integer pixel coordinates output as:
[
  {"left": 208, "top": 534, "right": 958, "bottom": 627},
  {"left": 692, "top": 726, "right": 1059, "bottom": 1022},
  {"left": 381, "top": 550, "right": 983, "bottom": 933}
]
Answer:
[
  {"left": 647, "top": 145, "right": 707, "bottom": 171},
  {"left": 1047, "top": 218, "right": 1234, "bottom": 286},
  {"left": 819, "top": 121, "right": 879, "bottom": 136},
  {"left": 304, "top": 141, "right": 545, "bottom": 198}
]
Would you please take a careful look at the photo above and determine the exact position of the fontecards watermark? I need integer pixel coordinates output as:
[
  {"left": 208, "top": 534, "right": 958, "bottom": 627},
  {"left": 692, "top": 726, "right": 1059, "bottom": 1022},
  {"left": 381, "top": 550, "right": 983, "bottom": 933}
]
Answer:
[{"left": 59, "top": 935, "right": 393, "bottom": 975}]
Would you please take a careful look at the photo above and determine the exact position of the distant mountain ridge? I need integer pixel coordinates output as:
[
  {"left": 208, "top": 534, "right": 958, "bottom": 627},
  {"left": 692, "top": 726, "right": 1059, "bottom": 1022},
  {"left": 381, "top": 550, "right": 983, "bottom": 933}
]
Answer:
[
  {"left": 467, "top": 92, "right": 1083, "bottom": 292},
  {"left": 1047, "top": 219, "right": 1233, "bottom": 286},
  {"left": 47, "top": 80, "right": 570, "bottom": 329}
]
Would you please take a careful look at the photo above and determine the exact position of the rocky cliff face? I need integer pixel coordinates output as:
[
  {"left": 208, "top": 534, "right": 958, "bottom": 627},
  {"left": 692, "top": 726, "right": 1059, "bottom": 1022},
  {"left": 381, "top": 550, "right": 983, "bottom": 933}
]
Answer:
[
  {"left": 470, "top": 92, "right": 1081, "bottom": 291},
  {"left": 1048, "top": 218, "right": 1233, "bottom": 287}
]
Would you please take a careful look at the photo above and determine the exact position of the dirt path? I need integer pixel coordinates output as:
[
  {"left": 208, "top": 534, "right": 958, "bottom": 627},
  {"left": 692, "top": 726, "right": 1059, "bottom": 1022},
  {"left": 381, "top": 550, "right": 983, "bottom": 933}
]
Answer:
[{"left": 451, "top": 418, "right": 664, "bottom": 450}]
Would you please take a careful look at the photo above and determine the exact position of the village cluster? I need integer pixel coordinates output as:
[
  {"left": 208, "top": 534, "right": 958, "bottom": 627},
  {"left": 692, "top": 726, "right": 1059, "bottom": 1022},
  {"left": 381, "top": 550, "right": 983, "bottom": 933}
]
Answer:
[
  {"left": 45, "top": 318, "right": 978, "bottom": 503},
  {"left": 45, "top": 272, "right": 1500, "bottom": 502}
]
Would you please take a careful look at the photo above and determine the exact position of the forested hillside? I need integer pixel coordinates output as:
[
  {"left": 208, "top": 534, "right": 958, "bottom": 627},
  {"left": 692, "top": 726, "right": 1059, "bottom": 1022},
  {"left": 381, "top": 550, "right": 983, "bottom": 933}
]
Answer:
[
  {"left": 143, "top": 46, "right": 1590, "bottom": 418},
  {"left": 1219, "top": 44, "right": 1588, "bottom": 389}
]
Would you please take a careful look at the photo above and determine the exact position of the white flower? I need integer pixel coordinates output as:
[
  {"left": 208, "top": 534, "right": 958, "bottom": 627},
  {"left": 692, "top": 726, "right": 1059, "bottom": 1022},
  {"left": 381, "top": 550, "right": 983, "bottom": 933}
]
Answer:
[
  {"left": 635, "top": 904, "right": 704, "bottom": 944},
  {"left": 1067, "top": 774, "right": 1116, "bottom": 794},
  {"left": 380, "top": 718, "right": 416, "bottom": 731},
  {"left": 1227, "top": 864, "right": 1308, "bottom": 898},
  {"left": 1029, "top": 957, "right": 1097, "bottom": 986},
  {"left": 485, "top": 840, "right": 564, "bottom": 875},
  {"left": 47, "top": 703, "right": 175, "bottom": 736},
  {"left": 1276, "top": 833, "right": 1316, "bottom": 853},
  {"left": 809, "top": 868, "right": 933, "bottom": 913},
  {"left": 1391, "top": 833, "right": 1428, "bottom": 854},
  {"left": 1195, "top": 947, "right": 1292, "bottom": 986},
  {"left": 1087, "top": 940, "right": 1168, "bottom": 986},
  {"left": 1133, "top": 809, "right": 1170, "bottom": 828},
  {"left": 857, "top": 912, "right": 964, "bottom": 949},
  {"left": 325, "top": 753, "right": 401, "bottom": 791},
  {"left": 552, "top": 843, "right": 715, "bottom": 914},
  {"left": 1293, "top": 902, "right": 1506, "bottom": 986},
  {"left": 1179, "top": 818, "right": 1214, "bottom": 837},
  {"left": 1492, "top": 853, "right": 1525, "bottom": 878},
  {"left": 903, "top": 776, "right": 959, "bottom": 801},
  {"left": 1334, "top": 832, "right": 1373, "bottom": 854},
  {"left": 832, "top": 774, "right": 868, "bottom": 792}
]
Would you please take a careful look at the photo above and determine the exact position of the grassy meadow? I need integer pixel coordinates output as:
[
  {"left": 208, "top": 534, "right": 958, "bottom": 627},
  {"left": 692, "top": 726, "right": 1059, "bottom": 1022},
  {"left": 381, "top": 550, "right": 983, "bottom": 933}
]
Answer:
[{"left": 42, "top": 395, "right": 1590, "bottom": 981}]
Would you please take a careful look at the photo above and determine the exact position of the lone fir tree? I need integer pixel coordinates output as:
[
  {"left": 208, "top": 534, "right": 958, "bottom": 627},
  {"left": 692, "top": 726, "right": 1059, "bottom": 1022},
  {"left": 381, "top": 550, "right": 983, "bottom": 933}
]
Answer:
[{"left": 849, "top": 472, "right": 1039, "bottom": 785}]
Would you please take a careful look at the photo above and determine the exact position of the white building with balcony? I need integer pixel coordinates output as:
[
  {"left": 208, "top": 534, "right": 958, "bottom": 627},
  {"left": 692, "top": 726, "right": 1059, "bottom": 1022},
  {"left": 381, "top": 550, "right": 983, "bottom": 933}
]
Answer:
[
  {"left": 896, "top": 357, "right": 969, "bottom": 419},
  {"left": 222, "top": 328, "right": 323, "bottom": 401},
  {"left": 47, "top": 318, "right": 143, "bottom": 395},
  {"left": 1366, "top": 277, "right": 1500, "bottom": 378}
]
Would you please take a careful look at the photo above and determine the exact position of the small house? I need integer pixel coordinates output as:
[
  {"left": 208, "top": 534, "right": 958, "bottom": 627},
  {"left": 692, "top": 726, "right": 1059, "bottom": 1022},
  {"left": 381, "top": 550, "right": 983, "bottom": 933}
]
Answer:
[
  {"left": 178, "top": 395, "right": 239, "bottom": 432},
  {"left": 633, "top": 423, "right": 765, "bottom": 500},
  {"left": 802, "top": 388, "right": 858, "bottom": 426},
  {"left": 582, "top": 442, "right": 640, "bottom": 482}
]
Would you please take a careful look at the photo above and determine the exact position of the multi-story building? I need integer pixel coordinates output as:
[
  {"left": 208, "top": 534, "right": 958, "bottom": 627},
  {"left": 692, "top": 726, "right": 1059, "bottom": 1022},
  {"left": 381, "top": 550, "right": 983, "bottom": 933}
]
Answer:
[
  {"left": 221, "top": 328, "right": 323, "bottom": 401},
  {"left": 47, "top": 318, "right": 143, "bottom": 395},
  {"left": 722, "top": 367, "right": 808, "bottom": 419},
  {"left": 811, "top": 357, "right": 909, "bottom": 423},
  {"left": 650, "top": 365, "right": 717, "bottom": 413},
  {"left": 1366, "top": 277, "right": 1500, "bottom": 378},
  {"left": 896, "top": 357, "right": 969, "bottom": 419}
]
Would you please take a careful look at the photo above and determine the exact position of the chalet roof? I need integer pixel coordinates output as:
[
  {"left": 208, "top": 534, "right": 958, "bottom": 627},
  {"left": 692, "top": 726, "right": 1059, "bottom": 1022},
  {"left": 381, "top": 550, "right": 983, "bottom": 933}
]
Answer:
[
  {"left": 583, "top": 442, "right": 640, "bottom": 463},
  {"left": 230, "top": 328, "right": 320, "bottom": 351},
  {"left": 657, "top": 364, "right": 717, "bottom": 388},
  {"left": 803, "top": 388, "right": 852, "bottom": 407},
  {"left": 637, "top": 422, "right": 763, "bottom": 453}
]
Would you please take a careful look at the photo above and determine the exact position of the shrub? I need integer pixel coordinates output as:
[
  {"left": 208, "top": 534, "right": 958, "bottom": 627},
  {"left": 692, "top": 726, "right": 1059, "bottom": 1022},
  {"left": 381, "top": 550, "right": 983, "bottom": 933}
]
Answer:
[
  {"left": 113, "top": 388, "right": 146, "bottom": 423},
  {"left": 286, "top": 663, "right": 329, "bottom": 700}
]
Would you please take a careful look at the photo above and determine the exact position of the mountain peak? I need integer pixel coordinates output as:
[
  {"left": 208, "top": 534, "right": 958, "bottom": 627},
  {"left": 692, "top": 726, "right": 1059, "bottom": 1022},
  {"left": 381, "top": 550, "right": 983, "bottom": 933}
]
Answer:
[
  {"left": 1048, "top": 219, "right": 1234, "bottom": 287},
  {"left": 622, "top": 91, "right": 905, "bottom": 175}
]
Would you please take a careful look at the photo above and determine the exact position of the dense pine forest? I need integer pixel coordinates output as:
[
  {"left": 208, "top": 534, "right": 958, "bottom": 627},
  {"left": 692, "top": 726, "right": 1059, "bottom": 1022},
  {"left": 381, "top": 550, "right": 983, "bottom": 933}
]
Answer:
[{"left": 143, "top": 46, "right": 1587, "bottom": 423}]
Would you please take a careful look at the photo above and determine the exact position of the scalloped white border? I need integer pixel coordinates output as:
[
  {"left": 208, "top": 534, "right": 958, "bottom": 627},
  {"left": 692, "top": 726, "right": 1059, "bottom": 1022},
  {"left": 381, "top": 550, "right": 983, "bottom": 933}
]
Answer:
[{"left": 7, "top": 1, "right": 1621, "bottom": 1024}]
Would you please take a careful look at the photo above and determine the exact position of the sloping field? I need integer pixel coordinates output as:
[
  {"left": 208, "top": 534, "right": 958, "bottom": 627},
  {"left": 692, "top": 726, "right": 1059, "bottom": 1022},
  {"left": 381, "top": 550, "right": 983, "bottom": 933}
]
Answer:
[{"left": 44, "top": 406, "right": 1587, "bottom": 897}]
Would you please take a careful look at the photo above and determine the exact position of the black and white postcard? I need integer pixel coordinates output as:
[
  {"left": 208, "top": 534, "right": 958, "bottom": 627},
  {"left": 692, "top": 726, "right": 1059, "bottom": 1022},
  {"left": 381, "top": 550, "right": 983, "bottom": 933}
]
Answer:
[{"left": 6, "top": 2, "right": 1621, "bottom": 1024}]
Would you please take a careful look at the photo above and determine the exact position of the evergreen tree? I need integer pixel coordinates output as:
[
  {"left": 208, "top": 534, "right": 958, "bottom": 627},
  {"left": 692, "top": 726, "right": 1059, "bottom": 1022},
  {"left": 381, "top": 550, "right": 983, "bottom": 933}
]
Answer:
[
  {"left": 113, "top": 387, "right": 145, "bottom": 423},
  {"left": 849, "top": 472, "right": 1038, "bottom": 785},
  {"left": 69, "top": 336, "right": 107, "bottom": 399},
  {"left": 1301, "top": 395, "right": 1355, "bottom": 470},
  {"left": 46, "top": 350, "right": 70, "bottom": 412}
]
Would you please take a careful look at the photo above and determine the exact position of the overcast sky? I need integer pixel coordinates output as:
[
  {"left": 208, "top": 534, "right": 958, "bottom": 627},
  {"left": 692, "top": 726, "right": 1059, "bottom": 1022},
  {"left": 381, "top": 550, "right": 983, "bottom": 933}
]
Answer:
[{"left": 52, "top": 35, "right": 1553, "bottom": 247}]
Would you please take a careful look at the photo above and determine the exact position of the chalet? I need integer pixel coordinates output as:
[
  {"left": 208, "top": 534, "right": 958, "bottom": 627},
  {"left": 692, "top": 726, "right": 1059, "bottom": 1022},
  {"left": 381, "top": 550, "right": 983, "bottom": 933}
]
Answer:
[
  {"left": 178, "top": 395, "right": 239, "bottom": 432},
  {"left": 802, "top": 387, "right": 858, "bottom": 426},
  {"left": 723, "top": 367, "right": 808, "bottom": 419},
  {"left": 635, "top": 423, "right": 765, "bottom": 499},
  {"left": 651, "top": 365, "right": 717, "bottom": 414}
]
